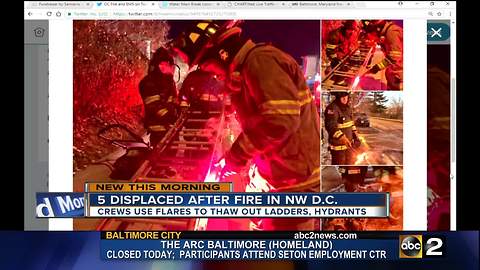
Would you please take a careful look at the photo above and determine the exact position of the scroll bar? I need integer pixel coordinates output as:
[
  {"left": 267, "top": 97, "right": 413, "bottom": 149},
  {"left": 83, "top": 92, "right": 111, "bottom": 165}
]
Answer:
[{"left": 450, "top": 77, "right": 456, "bottom": 230}]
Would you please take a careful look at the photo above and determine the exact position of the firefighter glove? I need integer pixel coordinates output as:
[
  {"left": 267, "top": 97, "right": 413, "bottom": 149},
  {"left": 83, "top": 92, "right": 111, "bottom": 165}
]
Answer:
[
  {"left": 369, "top": 64, "right": 381, "bottom": 74},
  {"left": 352, "top": 138, "right": 362, "bottom": 149},
  {"left": 338, "top": 134, "right": 352, "bottom": 148}
]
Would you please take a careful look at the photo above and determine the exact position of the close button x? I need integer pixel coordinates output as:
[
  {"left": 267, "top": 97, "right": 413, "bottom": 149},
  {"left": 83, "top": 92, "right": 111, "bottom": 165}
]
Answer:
[{"left": 431, "top": 27, "right": 442, "bottom": 38}]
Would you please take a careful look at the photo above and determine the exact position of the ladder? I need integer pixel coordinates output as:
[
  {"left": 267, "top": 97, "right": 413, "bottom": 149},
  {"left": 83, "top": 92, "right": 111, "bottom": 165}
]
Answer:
[
  {"left": 96, "top": 109, "right": 226, "bottom": 231},
  {"left": 322, "top": 41, "right": 375, "bottom": 91}
]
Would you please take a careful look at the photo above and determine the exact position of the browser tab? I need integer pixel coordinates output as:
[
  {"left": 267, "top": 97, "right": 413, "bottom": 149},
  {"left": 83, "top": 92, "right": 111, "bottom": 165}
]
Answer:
[{"left": 28, "top": 1, "right": 93, "bottom": 9}]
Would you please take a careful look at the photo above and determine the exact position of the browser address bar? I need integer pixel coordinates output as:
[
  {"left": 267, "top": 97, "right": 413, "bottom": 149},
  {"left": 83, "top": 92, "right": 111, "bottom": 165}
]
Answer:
[
  {"left": 154, "top": 11, "right": 237, "bottom": 17},
  {"left": 104, "top": 11, "right": 238, "bottom": 18}
]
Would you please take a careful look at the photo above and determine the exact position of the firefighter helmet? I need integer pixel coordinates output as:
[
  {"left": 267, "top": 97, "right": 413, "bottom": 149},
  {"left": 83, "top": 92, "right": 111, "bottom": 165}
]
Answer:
[
  {"left": 171, "top": 20, "right": 222, "bottom": 66},
  {"left": 148, "top": 47, "right": 174, "bottom": 73},
  {"left": 361, "top": 20, "right": 386, "bottom": 33},
  {"left": 171, "top": 20, "right": 243, "bottom": 67},
  {"left": 180, "top": 69, "right": 224, "bottom": 101}
]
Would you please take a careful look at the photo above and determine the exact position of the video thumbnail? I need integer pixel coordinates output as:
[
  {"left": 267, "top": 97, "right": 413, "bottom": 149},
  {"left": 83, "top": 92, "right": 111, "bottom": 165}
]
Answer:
[
  {"left": 321, "top": 20, "right": 403, "bottom": 91},
  {"left": 321, "top": 165, "right": 403, "bottom": 230},
  {"left": 320, "top": 91, "right": 403, "bottom": 166}
]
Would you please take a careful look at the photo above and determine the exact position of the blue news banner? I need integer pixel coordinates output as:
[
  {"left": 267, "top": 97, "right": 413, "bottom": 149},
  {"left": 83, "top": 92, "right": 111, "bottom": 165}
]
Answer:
[
  {"left": 101, "top": 233, "right": 392, "bottom": 260},
  {"left": 86, "top": 192, "right": 389, "bottom": 218},
  {"left": 1, "top": 232, "right": 478, "bottom": 269},
  {"left": 97, "top": 231, "right": 479, "bottom": 263}
]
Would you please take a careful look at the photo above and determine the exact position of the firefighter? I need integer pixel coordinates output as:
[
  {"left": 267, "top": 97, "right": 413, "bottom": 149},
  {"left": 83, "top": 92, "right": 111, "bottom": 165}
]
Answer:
[
  {"left": 325, "top": 20, "right": 358, "bottom": 69},
  {"left": 172, "top": 20, "right": 321, "bottom": 230},
  {"left": 139, "top": 47, "right": 178, "bottom": 147},
  {"left": 177, "top": 69, "right": 228, "bottom": 161},
  {"left": 362, "top": 20, "right": 403, "bottom": 90},
  {"left": 179, "top": 69, "right": 226, "bottom": 114},
  {"left": 339, "top": 166, "right": 368, "bottom": 192},
  {"left": 324, "top": 91, "right": 364, "bottom": 165}
]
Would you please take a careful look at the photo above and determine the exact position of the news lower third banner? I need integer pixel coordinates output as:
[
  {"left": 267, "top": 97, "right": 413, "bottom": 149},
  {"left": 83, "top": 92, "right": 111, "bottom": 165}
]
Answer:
[
  {"left": 99, "top": 231, "right": 472, "bottom": 261},
  {"left": 36, "top": 182, "right": 389, "bottom": 218},
  {"left": 1, "top": 231, "right": 478, "bottom": 268},
  {"left": 0, "top": 231, "right": 479, "bottom": 270}
]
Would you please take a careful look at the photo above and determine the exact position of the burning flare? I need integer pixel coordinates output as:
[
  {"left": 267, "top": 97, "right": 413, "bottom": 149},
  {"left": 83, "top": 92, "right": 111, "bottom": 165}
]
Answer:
[
  {"left": 355, "top": 152, "right": 368, "bottom": 165},
  {"left": 351, "top": 76, "right": 361, "bottom": 90}
]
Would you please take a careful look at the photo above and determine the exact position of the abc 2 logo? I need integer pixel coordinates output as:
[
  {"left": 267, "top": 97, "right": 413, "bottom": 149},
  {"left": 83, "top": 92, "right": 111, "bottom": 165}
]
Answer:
[{"left": 399, "top": 235, "right": 446, "bottom": 258}]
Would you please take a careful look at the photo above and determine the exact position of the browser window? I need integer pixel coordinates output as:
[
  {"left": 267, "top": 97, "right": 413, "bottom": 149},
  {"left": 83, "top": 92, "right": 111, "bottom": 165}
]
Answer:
[{"left": 24, "top": 1, "right": 456, "bottom": 234}]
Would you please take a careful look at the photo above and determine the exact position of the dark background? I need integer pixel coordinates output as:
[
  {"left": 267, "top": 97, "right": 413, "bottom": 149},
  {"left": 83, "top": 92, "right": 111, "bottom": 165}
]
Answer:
[
  {"left": 168, "top": 20, "right": 320, "bottom": 63},
  {"left": 428, "top": 45, "right": 450, "bottom": 73}
]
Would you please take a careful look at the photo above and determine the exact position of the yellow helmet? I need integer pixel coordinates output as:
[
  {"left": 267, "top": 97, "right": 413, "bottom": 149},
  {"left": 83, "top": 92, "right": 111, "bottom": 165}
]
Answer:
[{"left": 172, "top": 20, "right": 243, "bottom": 67}]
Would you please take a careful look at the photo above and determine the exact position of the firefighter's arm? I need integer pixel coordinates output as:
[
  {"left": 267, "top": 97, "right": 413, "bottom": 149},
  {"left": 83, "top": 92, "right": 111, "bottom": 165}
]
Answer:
[
  {"left": 351, "top": 111, "right": 358, "bottom": 138},
  {"left": 369, "top": 58, "right": 390, "bottom": 74},
  {"left": 351, "top": 123, "right": 360, "bottom": 146},
  {"left": 351, "top": 122, "right": 366, "bottom": 147},
  {"left": 385, "top": 26, "right": 403, "bottom": 68},
  {"left": 140, "top": 80, "right": 177, "bottom": 120},
  {"left": 225, "top": 55, "right": 302, "bottom": 167},
  {"left": 370, "top": 28, "right": 403, "bottom": 74},
  {"left": 325, "top": 32, "right": 341, "bottom": 60},
  {"left": 326, "top": 107, "right": 352, "bottom": 147},
  {"left": 326, "top": 43, "right": 339, "bottom": 60},
  {"left": 325, "top": 107, "right": 344, "bottom": 142}
]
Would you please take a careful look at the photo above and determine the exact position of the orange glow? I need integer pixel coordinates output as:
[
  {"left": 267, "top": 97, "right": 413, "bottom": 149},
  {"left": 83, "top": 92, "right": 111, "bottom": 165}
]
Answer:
[
  {"left": 323, "top": 167, "right": 403, "bottom": 231},
  {"left": 355, "top": 152, "right": 368, "bottom": 165}
]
